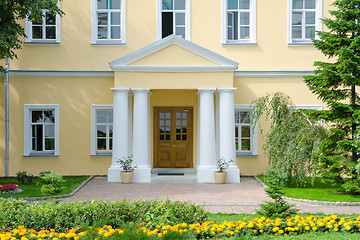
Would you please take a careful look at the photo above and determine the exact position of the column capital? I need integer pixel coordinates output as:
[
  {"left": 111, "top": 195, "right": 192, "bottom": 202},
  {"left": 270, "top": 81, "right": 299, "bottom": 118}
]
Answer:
[
  {"left": 131, "top": 88, "right": 150, "bottom": 94},
  {"left": 197, "top": 88, "right": 216, "bottom": 94},
  {"left": 217, "top": 88, "right": 237, "bottom": 93},
  {"left": 111, "top": 88, "right": 131, "bottom": 93}
]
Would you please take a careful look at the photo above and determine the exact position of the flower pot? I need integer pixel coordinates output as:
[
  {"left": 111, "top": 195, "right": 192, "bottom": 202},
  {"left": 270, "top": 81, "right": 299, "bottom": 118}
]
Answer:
[
  {"left": 214, "top": 171, "right": 227, "bottom": 184},
  {"left": 120, "top": 171, "right": 134, "bottom": 184}
]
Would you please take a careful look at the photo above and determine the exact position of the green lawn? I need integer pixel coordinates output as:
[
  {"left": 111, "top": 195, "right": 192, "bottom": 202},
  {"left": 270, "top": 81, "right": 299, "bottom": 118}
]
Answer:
[
  {"left": 0, "top": 176, "right": 89, "bottom": 198},
  {"left": 257, "top": 175, "right": 360, "bottom": 202}
]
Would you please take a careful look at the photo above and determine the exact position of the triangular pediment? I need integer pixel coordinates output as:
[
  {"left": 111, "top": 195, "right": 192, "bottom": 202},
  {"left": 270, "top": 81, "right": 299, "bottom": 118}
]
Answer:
[{"left": 110, "top": 35, "right": 238, "bottom": 72}]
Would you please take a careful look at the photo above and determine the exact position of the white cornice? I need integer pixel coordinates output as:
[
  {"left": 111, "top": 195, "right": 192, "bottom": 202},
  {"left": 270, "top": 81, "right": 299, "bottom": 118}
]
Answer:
[
  {"left": 111, "top": 65, "right": 237, "bottom": 72},
  {"left": 4, "top": 70, "right": 114, "bottom": 78},
  {"left": 234, "top": 70, "right": 314, "bottom": 78}
]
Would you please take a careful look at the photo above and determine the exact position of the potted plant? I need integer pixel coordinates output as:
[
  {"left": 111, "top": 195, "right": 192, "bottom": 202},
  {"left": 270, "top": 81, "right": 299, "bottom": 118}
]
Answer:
[
  {"left": 214, "top": 157, "right": 233, "bottom": 184},
  {"left": 116, "top": 155, "right": 137, "bottom": 184}
]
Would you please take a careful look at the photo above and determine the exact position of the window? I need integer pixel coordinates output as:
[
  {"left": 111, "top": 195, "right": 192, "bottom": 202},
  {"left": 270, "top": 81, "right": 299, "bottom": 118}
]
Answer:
[
  {"left": 234, "top": 105, "right": 257, "bottom": 156},
  {"left": 91, "top": 0, "right": 126, "bottom": 45},
  {"left": 25, "top": 10, "right": 61, "bottom": 44},
  {"left": 157, "top": 0, "right": 190, "bottom": 40},
  {"left": 91, "top": 106, "right": 113, "bottom": 155},
  {"left": 223, "top": 0, "right": 256, "bottom": 45},
  {"left": 24, "top": 105, "right": 59, "bottom": 156},
  {"left": 288, "top": 0, "right": 322, "bottom": 45}
]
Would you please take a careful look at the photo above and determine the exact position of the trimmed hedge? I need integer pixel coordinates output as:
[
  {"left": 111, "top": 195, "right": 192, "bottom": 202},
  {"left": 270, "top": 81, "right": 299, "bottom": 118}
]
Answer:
[{"left": 0, "top": 198, "right": 207, "bottom": 231}]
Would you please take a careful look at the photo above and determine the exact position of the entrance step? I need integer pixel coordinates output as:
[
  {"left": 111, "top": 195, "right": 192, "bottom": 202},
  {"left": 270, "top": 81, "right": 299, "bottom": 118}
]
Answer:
[{"left": 151, "top": 168, "right": 197, "bottom": 182}]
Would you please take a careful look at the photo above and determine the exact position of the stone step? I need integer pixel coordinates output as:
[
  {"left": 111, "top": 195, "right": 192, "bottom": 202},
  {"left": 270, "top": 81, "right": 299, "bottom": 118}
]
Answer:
[
  {"left": 151, "top": 173, "right": 197, "bottom": 183},
  {"left": 151, "top": 168, "right": 197, "bottom": 175}
]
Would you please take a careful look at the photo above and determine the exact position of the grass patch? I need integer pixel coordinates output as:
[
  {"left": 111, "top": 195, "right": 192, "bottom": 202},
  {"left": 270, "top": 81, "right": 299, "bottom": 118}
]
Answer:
[
  {"left": 0, "top": 176, "right": 88, "bottom": 198},
  {"left": 257, "top": 175, "right": 360, "bottom": 202}
]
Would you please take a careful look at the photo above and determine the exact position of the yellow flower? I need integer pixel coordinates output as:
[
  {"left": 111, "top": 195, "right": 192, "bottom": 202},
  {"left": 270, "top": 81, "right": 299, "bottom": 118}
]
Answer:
[
  {"left": 305, "top": 226, "right": 310, "bottom": 231},
  {"left": 279, "top": 230, "right": 284, "bottom": 234},
  {"left": 181, "top": 223, "right": 187, "bottom": 228},
  {"left": 313, "top": 227, "right": 318, "bottom": 231},
  {"left": 158, "top": 233, "right": 163, "bottom": 238},
  {"left": 346, "top": 226, "right": 351, "bottom": 231},
  {"left": 334, "top": 227, "right": 339, "bottom": 232}
]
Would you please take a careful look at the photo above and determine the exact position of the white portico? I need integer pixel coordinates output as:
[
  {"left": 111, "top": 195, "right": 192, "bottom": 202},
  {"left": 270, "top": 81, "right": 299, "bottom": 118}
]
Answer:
[{"left": 107, "top": 35, "right": 240, "bottom": 183}]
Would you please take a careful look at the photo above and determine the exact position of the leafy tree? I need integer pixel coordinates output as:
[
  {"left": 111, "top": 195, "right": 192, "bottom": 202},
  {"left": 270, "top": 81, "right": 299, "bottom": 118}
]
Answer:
[
  {"left": 304, "top": 0, "right": 360, "bottom": 193},
  {"left": 251, "top": 92, "right": 327, "bottom": 187},
  {"left": 0, "top": 0, "right": 63, "bottom": 71}
]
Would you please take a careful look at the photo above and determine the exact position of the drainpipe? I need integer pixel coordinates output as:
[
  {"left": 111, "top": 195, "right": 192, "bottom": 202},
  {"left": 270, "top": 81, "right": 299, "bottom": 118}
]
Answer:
[{"left": 5, "top": 58, "right": 9, "bottom": 177}]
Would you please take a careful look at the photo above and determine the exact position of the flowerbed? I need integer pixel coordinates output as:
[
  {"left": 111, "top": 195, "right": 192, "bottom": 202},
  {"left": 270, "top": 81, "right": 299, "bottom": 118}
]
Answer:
[
  {"left": 1, "top": 215, "right": 360, "bottom": 239},
  {"left": 0, "top": 184, "right": 22, "bottom": 194}
]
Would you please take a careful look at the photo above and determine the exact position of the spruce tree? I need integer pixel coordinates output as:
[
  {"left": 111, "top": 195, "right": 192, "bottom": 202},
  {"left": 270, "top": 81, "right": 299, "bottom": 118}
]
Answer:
[{"left": 304, "top": 0, "right": 360, "bottom": 193}]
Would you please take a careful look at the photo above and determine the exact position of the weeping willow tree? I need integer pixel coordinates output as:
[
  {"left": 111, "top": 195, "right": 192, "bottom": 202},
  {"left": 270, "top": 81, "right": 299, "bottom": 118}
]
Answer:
[{"left": 251, "top": 92, "right": 328, "bottom": 187}]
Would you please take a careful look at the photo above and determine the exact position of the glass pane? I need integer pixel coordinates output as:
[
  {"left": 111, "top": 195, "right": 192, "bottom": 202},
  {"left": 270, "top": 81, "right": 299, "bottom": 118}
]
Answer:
[
  {"left": 182, "top": 120, "right": 187, "bottom": 126},
  {"left": 162, "top": 0, "right": 173, "bottom": 10},
  {"left": 241, "top": 139, "right": 251, "bottom": 151},
  {"left": 109, "top": 138, "right": 113, "bottom": 150},
  {"left": 97, "top": 139, "right": 106, "bottom": 150},
  {"left": 97, "top": 125, "right": 106, "bottom": 137},
  {"left": 176, "top": 134, "right": 181, "bottom": 140},
  {"left": 242, "top": 126, "right": 250, "bottom": 137},
  {"left": 32, "top": 111, "right": 43, "bottom": 123},
  {"left": 44, "top": 111, "right": 55, "bottom": 123},
  {"left": 109, "top": 125, "right": 113, "bottom": 137},
  {"left": 111, "top": 12, "right": 121, "bottom": 25},
  {"left": 97, "top": 0, "right": 108, "bottom": 9},
  {"left": 45, "top": 125, "right": 55, "bottom": 138},
  {"left": 32, "top": 126, "right": 36, "bottom": 137},
  {"left": 160, "top": 120, "right": 164, "bottom": 126},
  {"left": 235, "top": 126, "right": 238, "bottom": 137},
  {"left": 175, "top": 27, "right": 185, "bottom": 38},
  {"left": 228, "top": 27, "right": 233, "bottom": 40},
  {"left": 45, "top": 138, "right": 55, "bottom": 150},
  {"left": 160, "top": 135, "right": 164, "bottom": 140},
  {"left": 240, "top": 112, "right": 250, "bottom": 123},
  {"left": 166, "top": 134, "right": 170, "bottom": 140},
  {"left": 32, "top": 138, "right": 36, "bottom": 150},
  {"left": 160, "top": 127, "right": 164, "bottom": 133},
  {"left": 98, "top": 13, "right": 108, "bottom": 25},
  {"left": 176, "top": 120, "right": 181, "bottom": 126},
  {"left": 305, "top": 0, "right": 316, "bottom": 9},
  {"left": 165, "top": 120, "right": 170, "bottom": 126},
  {"left": 45, "top": 13, "right": 56, "bottom": 25},
  {"left": 111, "top": 26, "right": 121, "bottom": 39},
  {"left": 240, "top": 12, "right": 250, "bottom": 25},
  {"left": 305, "top": 26, "right": 315, "bottom": 38},
  {"left": 176, "top": 127, "right": 181, "bottom": 133},
  {"left": 46, "top": 26, "right": 56, "bottom": 39},
  {"left": 160, "top": 113, "right": 165, "bottom": 119},
  {"left": 182, "top": 127, "right": 187, "bottom": 133},
  {"left": 98, "top": 27, "right": 108, "bottom": 39},
  {"left": 32, "top": 26, "right": 42, "bottom": 39},
  {"left": 240, "top": 26, "right": 250, "bottom": 39},
  {"left": 162, "top": 12, "right": 173, "bottom": 38},
  {"left": 176, "top": 113, "right": 181, "bottom": 119},
  {"left": 108, "top": 110, "right": 113, "bottom": 123},
  {"left": 110, "top": 0, "right": 121, "bottom": 9},
  {"left": 165, "top": 127, "right": 170, "bottom": 133},
  {"left": 174, "top": 0, "right": 185, "bottom": 10},
  {"left": 175, "top": 13, "right": 185, "bottom": 25},
  {"left": 227, "top": 0, "right": 238, "bottom": 10},
  {"left": 228, "top": 12, "right": 234, "bottom": 27},
  {"left": 182, "top": 113, "right": 187, "bottom": 119},
  {"left": 305, "top": 12, "right": 315, "bottom": 24},
  {"left": 35, "top": 125, "right": 43, "bottom": 151},
  {"left": 182, "top": 135, "right": 187, "bottom": 140},
  {"left": 293, "top": 0, "right": 303, "bottom": 9},
  {"left": 235, "top": 139, "right": 239, "bottom": 151},
  {"left": 292, "top": 26, "right": 302, "bottom": 38},
  {"left": 97, "top": 111, "right": 108, "bottom": 123},
  {"left": 292, "top": 12, "right": 302, "bottom": 25},
  {"left": 165, "top": 113, "right": 170, "bottom": 119},
  {"left": 234, "top": 111, "right": 239, "bottom": 123},
  {"left": 239, "top": 0, "right": 250, "bottom": 9}
]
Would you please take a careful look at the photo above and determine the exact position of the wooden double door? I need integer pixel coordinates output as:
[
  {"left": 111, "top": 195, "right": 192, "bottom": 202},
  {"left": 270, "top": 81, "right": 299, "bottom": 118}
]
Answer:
[{"left": 154, "top": 107, "right": 193, "bottom": 168}]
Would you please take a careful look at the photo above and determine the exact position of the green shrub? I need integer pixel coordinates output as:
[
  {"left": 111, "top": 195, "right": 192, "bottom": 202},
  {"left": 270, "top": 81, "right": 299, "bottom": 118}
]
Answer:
[
  {"left": 0, "top": 198, "right": 208, "bottom": 231},
  {"left": 15, "top": 171, "right": 34, "bottom": 184},
  {"left": 39, "top": 171, "right": 65, "bottom": 195}
]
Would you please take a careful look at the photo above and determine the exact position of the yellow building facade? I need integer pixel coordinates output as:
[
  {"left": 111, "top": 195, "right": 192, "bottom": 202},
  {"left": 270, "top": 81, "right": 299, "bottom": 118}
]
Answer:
[{"left": 0, "top": 0, "right": 331, "bottom": 182}]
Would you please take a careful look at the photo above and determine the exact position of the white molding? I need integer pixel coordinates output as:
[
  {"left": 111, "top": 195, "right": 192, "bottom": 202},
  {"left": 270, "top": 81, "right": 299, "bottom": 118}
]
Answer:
[
  {"left": 234, "top": 70, "right": 314, "bottom": 77},
  {"left": 6, "top": 70, "right": 114, "bottom": 78},
  {"left": 295, "top": 105, "right": 323, "bottom": 110},
  {"left": 24, "top": 104, "right": 60, "bottom": 156},
  {"left": 91, "top": 105, "right": 113, "bottom": 156},
  {"left": 234, "top": 104, "right": 258, "bottom": 156},
  {"left": 111, "top": 65, "right": 237, "bottom": 72},
  {"left": 110, "top": 34, "right": 238, "bottom": 70}
]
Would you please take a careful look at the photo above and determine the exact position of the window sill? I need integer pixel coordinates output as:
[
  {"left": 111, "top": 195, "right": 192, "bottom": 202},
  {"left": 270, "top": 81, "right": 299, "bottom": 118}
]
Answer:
[
  {"left": 287, "top": 42, "right": 314, "bottom": 46},
  {"left": 236, "top": 153, "right": 258, "bottom": 157},
  {"left": 25, "top": 41, "right": 60, "bottom": 46},
  {"left": 23, "top": 153, "right": 59, "bottom": 158},
  {"left": 91, "top": 153, "right": 112, "bottom": 157},
  {"left": 91, "top": 42, "right": 126, "bottom": 46},
  {"left": 222, "top": 42, "right": 257, "bottom": 46}
]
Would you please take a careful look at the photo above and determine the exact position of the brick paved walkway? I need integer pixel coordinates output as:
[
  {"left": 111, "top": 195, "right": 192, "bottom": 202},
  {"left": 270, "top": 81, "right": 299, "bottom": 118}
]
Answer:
[{"left": 66, "top": 176, "right": 360, "bottom": 215}]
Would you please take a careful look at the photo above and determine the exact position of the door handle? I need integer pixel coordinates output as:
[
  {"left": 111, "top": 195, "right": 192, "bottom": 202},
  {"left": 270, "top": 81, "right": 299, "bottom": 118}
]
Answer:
[{"left": 173, "top": 139, "right": 175, "bottom": 148}]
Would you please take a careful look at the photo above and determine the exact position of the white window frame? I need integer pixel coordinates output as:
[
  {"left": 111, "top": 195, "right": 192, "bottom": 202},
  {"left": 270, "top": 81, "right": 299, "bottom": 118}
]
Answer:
[
  {"left": 288, "top": 0, "right": 323, "bottom": 45},
  {"left": 24, "top": 104, "right": 60, "bottom": 156},
  {"left": 91, "top": 105, "right": 113, "bottom": 156},
  {"left": 295, "top": 105, "right": 323, "bottom": 125},
  {"left": 156, "top": 0, "right": 191, "bottom": 41},
  {"left": 25, "top": 7, "right": 61, "bottom": 44},
  {"left": 234, "top": 104, "right": 258, "bottom": 156},
  {"left": 91, "top": 0, "right": 126, "bottom": 45},
  {"left": 222, "top": 0, "right": 257, "bottom": 45}
]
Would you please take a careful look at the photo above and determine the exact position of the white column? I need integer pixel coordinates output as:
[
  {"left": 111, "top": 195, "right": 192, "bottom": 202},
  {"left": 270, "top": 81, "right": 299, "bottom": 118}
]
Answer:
[
  {"left": 197, "top": 88, "right": 217, "bottom": 183},
  {"left": 128, "top": 93, "right": 133, "bottom": 156},
  {"left": 217, "top": 88, "right": 240, "bottom": 183},
  {"left": 108, "top": 88, "right": 130, "bottom": 182},
  {"left": 132, "top": 88, "right": 151, "bottom": 182},
  {"left": 215, "top": 92, "right": 220, "bottom": 160}
]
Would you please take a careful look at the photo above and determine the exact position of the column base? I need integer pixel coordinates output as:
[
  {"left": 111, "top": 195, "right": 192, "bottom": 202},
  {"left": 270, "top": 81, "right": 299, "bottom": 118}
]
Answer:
[
  {"left": 133, "top": 166, "right": 151, "bottom": 182},
  {"left": 197, "top": 166, "right": 217, "bottom": 183},
  {"left": 108, "top": 167, "right": 121, "bottom": 182},
  {"left": 226, "top": 166, "right": 240, "bottom": 183}
]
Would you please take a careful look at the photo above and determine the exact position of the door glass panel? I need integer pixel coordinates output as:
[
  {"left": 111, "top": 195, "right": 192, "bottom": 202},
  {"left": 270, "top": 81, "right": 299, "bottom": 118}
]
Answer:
[
  {"left": 165, "top": 127, "right": 170, "bottom": 133},
  {"left": 182, "top": 113, "right": 187, "bottom": 119},
  {"left": 182, "top": 135, "right": 187, "bottom": 140},
  {"left": 182, "top": 120, "right": 187, "bottom": 126},
  {"left": 176, "top": 113, "right": 181, "bottom": 119},
  {"left": 176, "top": 127, "right": 181, "bottom": 133},
  {"left": 160, "top": 113, "right": 164, "bottom": 119},
  {"left": 176, "top": 120, "right": 181, "bottom": 126},
  {"left": 182, "top": 127, "right": 187, "bottom": 133},
  {"left": 166, "top": 134, "right": 170, "bottom": 140},
  {"left": 165, "top": 113, "right": 171, "bottom": 119},
  {"left": 160, "top": 135, "right": 164, "bottom": 140},
  {"left": 176, "top": 134, "right": 181, "bottom": 140},
  {"left": 166, "top": 120, "right": 170, "bottom": 126},
  {"left": 160, "top": 120, "right": 164, "bottom": 126},
  {"left": 160, "top": 127, "right": 164, "bottom": 133}
]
